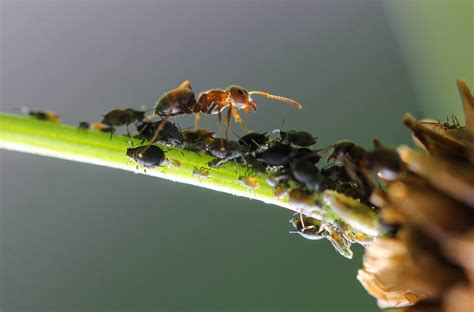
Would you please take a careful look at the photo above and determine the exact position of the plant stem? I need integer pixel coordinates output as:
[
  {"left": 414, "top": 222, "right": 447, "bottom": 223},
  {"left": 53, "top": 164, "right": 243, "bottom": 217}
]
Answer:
[{"left": 0, "top": 113, "right": 305, "bottom": 214}]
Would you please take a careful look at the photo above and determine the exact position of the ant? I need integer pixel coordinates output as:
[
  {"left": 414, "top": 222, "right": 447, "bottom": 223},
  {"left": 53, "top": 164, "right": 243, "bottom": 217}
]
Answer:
[{"left": 151, "top": 80, "right": 302, "bottom": 142}]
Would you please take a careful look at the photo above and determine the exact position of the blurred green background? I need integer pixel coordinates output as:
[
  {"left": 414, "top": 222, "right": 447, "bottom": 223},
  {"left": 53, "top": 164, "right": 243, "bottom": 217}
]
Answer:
[{"left": 0, "top": 1, "right": 472, "bottom": 311}]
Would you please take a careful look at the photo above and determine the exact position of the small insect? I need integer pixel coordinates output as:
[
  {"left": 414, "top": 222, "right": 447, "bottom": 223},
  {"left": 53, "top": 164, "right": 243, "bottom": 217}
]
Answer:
[
  {"left": 238, "top": 132, "right": 269, "bottom": 152},
  {"left": 293, "top": 147, "right": 321, "bottom": 164},
  {"left": 290, "top": 158, "right": 326, "bottom": 191},
  {"left": 136, "top": 119, "right": 184, "bottom": 146},
  {"left": 327, "top": 140, "right": 367, "bottom": 163},
  {"left": 152, "top": 81, "right": 302, "bottom": 140},
  {"left": 273, "top": 185, "right": 288, "bottom": 199},
  {"left": 101, "top": 108, "right": 145, "bottom": 127},
  {"left": 167, "top": 159, "right": 182, "bottom": 168},
  {"left": 126, "top": 145, "right": 165, "bottom": 170},
  {"left": 182, "top": 129, "right": 215, "bottom": 152},
  {"left": 22, "top": 107, "right": 61, "bottom": 123},
  {"left": 257, "top": 143, "right": 296, "bottom": 166},
  {"left": 279, "top": 130, "right": 316, "bottom": 147},
  {"left": 239, "top": 176, "right": 258, "bottom": 190},
  {"left": 92, "top": 122, "right": 116, "bottom": 139},
  {"left": 290, "top": 214, "right": 353, "bottom": 259},
  {"left": 362, "top": 143, "right": 403, "bottom": 181},
  {"left": 192, "top": 166, "right": 211, "bottom": 179},
  {"left": 206, "top": 138, "right": 246, "bottom": 167},
  {"left": 78, "top": 121, "right": 90, "bottom": 129}
]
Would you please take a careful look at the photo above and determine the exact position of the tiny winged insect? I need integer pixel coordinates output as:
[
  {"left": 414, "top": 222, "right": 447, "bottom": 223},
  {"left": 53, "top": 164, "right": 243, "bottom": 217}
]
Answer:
[{"left": 126, "top": 145, "right": 165, "bottom": 170}]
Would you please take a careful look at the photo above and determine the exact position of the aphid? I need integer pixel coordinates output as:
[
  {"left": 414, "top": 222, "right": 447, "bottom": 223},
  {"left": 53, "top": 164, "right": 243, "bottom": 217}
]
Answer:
[
  {"left": 362, "top": 145, "right": 403, "bottom": 181},
  {"left": 257, "top": 143, "right": 296, "bottom": 166},
  {"left": 273, "top": 186, "right": 288, "bottom": 199},
  {"left": 239, "top": 176, "right": 258, "bottom": 190},
  {"left": 136, "top": 119, "right": 184, "bottom": 146},
  {"left": 78, "top": 121, "right": 90, "bottom": 129},
  {"left": 153, "top": 81, "right": 302, "bottom": 139},
  {"left": 327, "top": 140, "right": 367, "bottom": 163},
  {"left": 126, "top": 145, "right": 165, "bottom": 170},
  {"left": 293, "top": 147, "right": 321, "bottom": 164},
  {"left": 192, "top": 166, "right": 211, "bottom": 179},
  {"left": 279, "top": 130, "right": 316, "bottom": 147},
  {"left": 290, "top": 214, "right": 353, "bottom": 259},
  {"left": 92, "top": 122, "right": 116, "bottom": 139},
  {"left": 182, "top": 129, "right": 215, "bottom": 152},
  {"left": 167, "top": 159, "right": 182, "bottom": 168},
  {"left": 288, "top": 188, "right": 320, "bottom": 212},
  {"left": 206, "top": 138, "right": 246, "bottom": 167},
  {"left": 238, "top": 132, "right": 269, "bottom": 152},
  {"left": 22, "top": 107, "right": 61, "bottom": 123},
  {"left": 101, "top": 108, "right": 145, "bottom": 127},
  {"left": 290, "top": 158, "right": 326, "bottom": 191}
]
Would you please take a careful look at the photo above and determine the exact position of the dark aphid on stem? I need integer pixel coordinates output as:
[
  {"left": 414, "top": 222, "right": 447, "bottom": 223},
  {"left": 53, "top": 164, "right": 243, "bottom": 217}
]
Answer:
[
  {"left": 361, "top": 139, "right": 403, "bottom": 181},
  {"left": 136, "top": 119, "right": 184, "bottom": 147},
  {"left": 78, "top": 121, "right": 90, "bottom": 130},
  {"left": 238, "top": 132, "right": 269, "bottom": 152},
  {"left": 101, "top": 108, "right": 145, "bottom": 127},
  {"left": 290, "top": 158, "right": 326, "bottom": 191},
  {"left": 257, "top": 143, "right": 296, "bottom": 166},
  {"left": 126, "top": 145, "right": 165, "bottom": 169},
  {"left": 206, "top": 138, "right": 246, "bottom": 167},
  {"left": 294, "top": 147, "right": 321, "bottom": 164},
  {"left": 280, "top": 130, "right": 317, "bottom": 147},
  {"left": 22, "top": 107, "right": 61, "bottom": 123},
  {"left": 327, "top": 140, "right": 367, "bottom": 163},
  {"left": 182, "top": 129, "right": 215, "bottom": 152}
]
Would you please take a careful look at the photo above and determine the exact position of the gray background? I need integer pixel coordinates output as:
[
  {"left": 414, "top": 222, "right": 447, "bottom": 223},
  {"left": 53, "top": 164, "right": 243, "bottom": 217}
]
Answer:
[{"left": 0, "top": 0, "right": 463, "bottom": 311}]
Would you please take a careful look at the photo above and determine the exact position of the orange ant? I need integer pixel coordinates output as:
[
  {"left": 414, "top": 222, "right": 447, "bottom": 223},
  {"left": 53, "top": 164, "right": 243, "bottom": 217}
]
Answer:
[{"left": 151, "top": 81, "right": 302, "bottom": 142}]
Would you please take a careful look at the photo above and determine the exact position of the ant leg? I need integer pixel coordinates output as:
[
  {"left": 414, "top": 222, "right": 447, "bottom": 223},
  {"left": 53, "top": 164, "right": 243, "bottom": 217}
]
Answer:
[
  {"left": 217, "top": 111, "right": 222, "bottom": 138},
  {"left": 231, "top": 108, "right": 251, "bottom": 133},
  {"left": 225, "top": 106, "right": 232, "bottom": 139},
  {"left": 178, "top": 80, "right": 193, "bottom": 91},
  {"left": 140, "top": 114, "right": 170, "bottom": 154},
  {"left": 194, "top": 112, "right": 201, "bottom": 130}
]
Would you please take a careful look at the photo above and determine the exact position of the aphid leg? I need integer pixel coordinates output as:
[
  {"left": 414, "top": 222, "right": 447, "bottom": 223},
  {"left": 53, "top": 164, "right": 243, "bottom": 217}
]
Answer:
[
  {"left": 178, "top": 80, "right": 193, "bottom": 91},
  {"left": 194, "top": 112, "right": 201, "bottom": 130}
]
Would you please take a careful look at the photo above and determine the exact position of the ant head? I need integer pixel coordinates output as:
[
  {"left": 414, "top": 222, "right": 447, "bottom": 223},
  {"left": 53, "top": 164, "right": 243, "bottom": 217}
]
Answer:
[{"left": 226, "top": 85, "right": 249, "bottom": 102}]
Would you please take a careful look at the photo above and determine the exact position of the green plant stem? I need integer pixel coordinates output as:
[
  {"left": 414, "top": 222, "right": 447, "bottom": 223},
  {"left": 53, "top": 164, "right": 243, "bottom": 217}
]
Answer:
[{"left": 0, "top": 113, "right": 312, "bottom": 214}]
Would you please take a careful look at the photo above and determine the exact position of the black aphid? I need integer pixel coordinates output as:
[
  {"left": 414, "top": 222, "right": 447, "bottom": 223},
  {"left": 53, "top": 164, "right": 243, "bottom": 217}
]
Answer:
[
  {"left": 257, "top": 143, "right": 296, "bottom": 166},
  {"left": 206, "top": 138, "right": 246, "bottom": 166},
  {"left": 78, "top": 121, "right": 90, "bottom": 129},
  {"left": 363, "top": 146, "right": 403, "bottom": 181},
  {"left": 136, "top": 119, "right": 184, "bottom": 146},
  {"left": 280, "top": 130, "right": 316, "bottom": 147},
  {"left": 238, "top": 132, "right": 269, "bottom": 151},
  {"left": 183, "top": 129, "right": 215, "bottom": 152},
  {"left": 126, "top": 145, "right": 165, "bottom": 169},
  {"left": 101, "top": 108, "right": 145, "bottom": 127},
  {"left": 290, "top": 158, "right": 325, "bottom": 191},
  {"left": 328, "top": 140, "right": 366, "bottom": 163},
  {"left": 294, "top": 147, "right": 321, "bottom": 164}
]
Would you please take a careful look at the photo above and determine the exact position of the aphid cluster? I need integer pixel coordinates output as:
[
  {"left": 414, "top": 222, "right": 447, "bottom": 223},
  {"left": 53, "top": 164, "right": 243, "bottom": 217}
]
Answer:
[{"left": 23, "top": 82, "right": 404, "bottom": 259}]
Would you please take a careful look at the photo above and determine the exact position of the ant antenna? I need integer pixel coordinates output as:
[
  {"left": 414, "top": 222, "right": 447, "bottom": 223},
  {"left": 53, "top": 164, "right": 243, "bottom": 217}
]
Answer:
[{"left": 248, "top": 91, "right": 302, "bottom": 109}]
